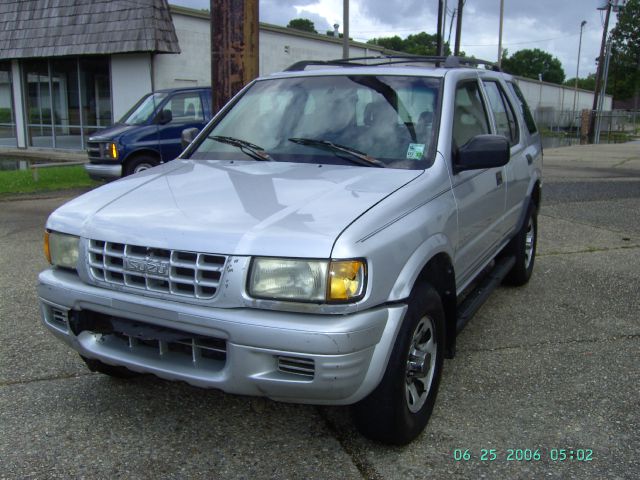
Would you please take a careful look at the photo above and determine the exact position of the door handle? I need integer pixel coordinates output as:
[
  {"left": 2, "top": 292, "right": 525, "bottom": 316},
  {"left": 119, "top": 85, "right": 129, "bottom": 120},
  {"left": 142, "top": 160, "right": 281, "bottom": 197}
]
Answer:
[
  {"left": 496, "top": 171, "right": 503, "bottom": 186},
  {"left": 526, "top": 154, "right": 533, "bottom": 165}
]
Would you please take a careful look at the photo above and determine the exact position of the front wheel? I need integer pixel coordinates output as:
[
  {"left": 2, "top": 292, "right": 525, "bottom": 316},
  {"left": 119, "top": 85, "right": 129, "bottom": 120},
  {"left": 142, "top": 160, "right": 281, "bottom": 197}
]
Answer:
[
  {"left": 352, "top": 283, "right": 445, "bottom": 445},
  {"left": 124, "top": 155, "right": 159, "bottom": 176}
]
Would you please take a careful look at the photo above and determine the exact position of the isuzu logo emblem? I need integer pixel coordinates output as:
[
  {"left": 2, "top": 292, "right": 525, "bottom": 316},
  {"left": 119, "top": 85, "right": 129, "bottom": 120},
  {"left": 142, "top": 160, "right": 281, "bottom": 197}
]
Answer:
[{"left": 124, "top": 258, "right": 170, "bottom": 276}]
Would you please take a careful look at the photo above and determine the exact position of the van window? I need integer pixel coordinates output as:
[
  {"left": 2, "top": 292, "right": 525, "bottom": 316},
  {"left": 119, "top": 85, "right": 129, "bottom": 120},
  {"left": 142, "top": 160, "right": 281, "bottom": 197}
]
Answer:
[{"left": 164, "top": 92, "right": 204, "bottom": 123}]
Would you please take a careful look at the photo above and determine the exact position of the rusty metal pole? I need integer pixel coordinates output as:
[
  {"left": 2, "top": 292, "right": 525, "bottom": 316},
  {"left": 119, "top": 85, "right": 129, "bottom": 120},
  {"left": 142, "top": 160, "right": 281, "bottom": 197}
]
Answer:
[
  {"left": 342, "top": 0, "right": 349, "bottom": 59},
  {"left": 210, "top": 0, "right": 259, "bottom": 115}
]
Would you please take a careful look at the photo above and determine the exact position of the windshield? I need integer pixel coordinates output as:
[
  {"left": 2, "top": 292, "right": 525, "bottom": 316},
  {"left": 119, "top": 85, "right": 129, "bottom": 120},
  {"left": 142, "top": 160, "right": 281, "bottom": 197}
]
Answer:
[
  {"left": 190, "top": 75, "right": 441, "bottom": 169},
  {"left": 119, "top": 92, "right": 168, "bottom": 125}
]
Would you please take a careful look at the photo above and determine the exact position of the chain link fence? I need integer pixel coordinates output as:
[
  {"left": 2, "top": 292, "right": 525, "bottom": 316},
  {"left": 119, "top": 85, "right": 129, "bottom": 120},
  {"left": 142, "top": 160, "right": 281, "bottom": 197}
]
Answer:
[{"left": 535, "top": 108, "right": 639, "bottom": 148}]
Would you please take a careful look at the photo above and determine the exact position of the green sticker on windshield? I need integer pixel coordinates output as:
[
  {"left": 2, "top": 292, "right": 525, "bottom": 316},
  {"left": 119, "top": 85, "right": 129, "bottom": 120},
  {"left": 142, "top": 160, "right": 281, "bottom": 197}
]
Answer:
[{"left": 406, "top": 143, "right": 425, "bottom": 160}]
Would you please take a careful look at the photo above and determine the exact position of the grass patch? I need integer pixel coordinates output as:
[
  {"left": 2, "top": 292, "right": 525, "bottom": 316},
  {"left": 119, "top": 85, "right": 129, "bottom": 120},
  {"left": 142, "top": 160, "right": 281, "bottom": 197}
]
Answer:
[{"left": 0, "top": 165, "right": 101, "bottom": 195}]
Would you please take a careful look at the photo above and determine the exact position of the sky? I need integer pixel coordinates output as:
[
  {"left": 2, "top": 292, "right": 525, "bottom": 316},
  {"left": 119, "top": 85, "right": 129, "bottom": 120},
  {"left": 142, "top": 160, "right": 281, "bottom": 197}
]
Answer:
[{"left": 169, "top": 0, "right": 624, "bottom": 82}]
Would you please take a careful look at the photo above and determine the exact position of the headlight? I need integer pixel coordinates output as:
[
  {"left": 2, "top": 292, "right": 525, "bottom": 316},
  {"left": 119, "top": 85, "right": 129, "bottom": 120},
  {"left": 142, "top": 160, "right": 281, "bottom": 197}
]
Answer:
[
  {"left": 248, "top": 258, "right": 366, "bottom": 303},
  {"left": 44, "top": 231, "right": 80, "bottom": 270}
]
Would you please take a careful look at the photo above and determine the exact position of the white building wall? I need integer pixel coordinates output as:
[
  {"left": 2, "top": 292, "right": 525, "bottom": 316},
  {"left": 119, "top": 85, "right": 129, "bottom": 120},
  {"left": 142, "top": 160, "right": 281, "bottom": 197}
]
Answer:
[
  {"left": 515, "top": 77, "right": 612, "bottom": 113},
  {"left": 110, "top": 54, "right": 153, "bottom": 120},
  {"left": 153, "top": 13, "right": 211, "bottom": 89},
  {"left": 259, "top": 29, "right": 376, "bottom": 75}
]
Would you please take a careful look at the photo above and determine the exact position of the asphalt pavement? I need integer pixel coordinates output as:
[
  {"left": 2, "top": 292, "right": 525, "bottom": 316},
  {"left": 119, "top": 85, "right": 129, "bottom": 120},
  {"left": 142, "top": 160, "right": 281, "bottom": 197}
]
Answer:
[{"left": 0, "top": 143, "right": 638, "bottom": 479}]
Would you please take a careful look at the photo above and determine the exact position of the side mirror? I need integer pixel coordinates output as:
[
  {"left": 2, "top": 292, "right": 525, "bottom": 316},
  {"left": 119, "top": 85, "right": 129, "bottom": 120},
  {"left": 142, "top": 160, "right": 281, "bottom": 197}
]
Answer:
[
  {"left": 454, "top": 134, "right": 510, "bottom": 173},
  {"left": 157, "top": 109, "right": 173, "bottom": 125},
  {"left": 181, "top": 127, "right": 200, "bottom": 150}
]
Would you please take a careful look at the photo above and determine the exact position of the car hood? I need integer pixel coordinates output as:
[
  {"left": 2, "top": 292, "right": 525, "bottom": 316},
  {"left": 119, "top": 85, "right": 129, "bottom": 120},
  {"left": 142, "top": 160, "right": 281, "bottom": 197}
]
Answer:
[
  {"left": 48, "top": 160, "right": 422, "bottom": 257},
  {"left": 88, "top": 123, "right": 136, "bottom": 141}
]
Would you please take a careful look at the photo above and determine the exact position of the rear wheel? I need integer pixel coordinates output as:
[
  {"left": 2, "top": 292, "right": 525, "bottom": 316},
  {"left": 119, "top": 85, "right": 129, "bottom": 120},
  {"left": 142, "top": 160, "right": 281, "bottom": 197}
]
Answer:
[
  {"left": 352, "top": 283, "right": 445, "bottom": 445},
  {"left": 124, "top": 155, "right": 159, "bottom": 176},
  {"left": 504, "top": 203, "right": 538, "bottom": 286},
  {"left": 81, "top": 356, "right": 141, "bottom": 379}
]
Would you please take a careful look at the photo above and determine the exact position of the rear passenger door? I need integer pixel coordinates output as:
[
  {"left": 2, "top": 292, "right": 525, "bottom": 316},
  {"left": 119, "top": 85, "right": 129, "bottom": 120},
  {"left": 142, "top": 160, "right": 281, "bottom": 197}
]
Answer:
[
  {"left": 481, "top": 79, "right": 529, "bottom": 236},
  {"left": 451, "top": 79, "right": 507, "bottom": 286}
]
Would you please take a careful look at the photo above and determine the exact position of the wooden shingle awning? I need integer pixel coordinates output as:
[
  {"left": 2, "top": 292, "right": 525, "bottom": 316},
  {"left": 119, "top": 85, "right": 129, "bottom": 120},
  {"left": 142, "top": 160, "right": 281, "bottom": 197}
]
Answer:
[{"left": 0, "top": 0, "right": 180, "bottom": 59}]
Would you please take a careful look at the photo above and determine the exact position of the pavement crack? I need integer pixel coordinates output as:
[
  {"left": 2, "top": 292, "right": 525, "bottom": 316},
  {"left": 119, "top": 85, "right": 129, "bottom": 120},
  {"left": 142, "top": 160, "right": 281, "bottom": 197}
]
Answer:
[
  {"left": 612, "top": 157, "right": 636, "bottom": 168},
  {"left": 0, "top": 371, "right": 92, "bottom": 387},
  {"left": 540, "top": 212, "right": 637, "bottom": 237},
  {"left": 315, "top": 406, "right": 385, "bottom": 480},
  {"left": 461, "top": 334, "right": 640, "bottom": 355},
  {"left": 538, "top": 244, "right": 640, "bottom": 257}
]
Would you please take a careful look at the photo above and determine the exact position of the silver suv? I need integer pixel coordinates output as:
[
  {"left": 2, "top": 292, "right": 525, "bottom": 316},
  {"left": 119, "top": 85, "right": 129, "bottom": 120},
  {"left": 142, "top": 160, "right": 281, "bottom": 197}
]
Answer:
[{"left": 38, "top": 56, "right": 542, "bottom": 445}]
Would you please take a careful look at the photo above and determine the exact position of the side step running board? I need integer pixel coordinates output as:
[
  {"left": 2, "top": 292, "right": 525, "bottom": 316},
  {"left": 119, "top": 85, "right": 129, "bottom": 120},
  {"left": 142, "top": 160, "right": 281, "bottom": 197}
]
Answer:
[{"left": 455, "top": 255, "right": 516, "bottom": 334}]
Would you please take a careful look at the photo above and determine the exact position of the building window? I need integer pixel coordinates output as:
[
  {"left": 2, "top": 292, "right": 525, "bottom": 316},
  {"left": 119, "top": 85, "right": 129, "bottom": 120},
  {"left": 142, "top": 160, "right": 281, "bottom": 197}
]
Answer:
[
  {"left": 0, "top": 62, "right": 16, "bottom": 147},
  {"left": 22, "top": 56, "right": 111, "bottom": 150}
]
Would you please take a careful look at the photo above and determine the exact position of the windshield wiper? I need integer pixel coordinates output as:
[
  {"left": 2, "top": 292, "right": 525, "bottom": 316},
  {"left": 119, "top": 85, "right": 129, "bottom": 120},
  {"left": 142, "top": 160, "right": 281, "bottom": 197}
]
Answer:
[
  {"left": 210, "top": 136, "right": 272, "bottom": 161},
  {"left": 288, "top": 138, "right": 386, "bottom": 168}
]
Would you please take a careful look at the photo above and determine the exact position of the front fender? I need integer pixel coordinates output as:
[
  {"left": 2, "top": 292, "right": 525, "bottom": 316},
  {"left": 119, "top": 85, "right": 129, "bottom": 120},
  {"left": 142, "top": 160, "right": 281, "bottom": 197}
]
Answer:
[{"left": 388, "top": 233, "right": 454, "bottom": 301}]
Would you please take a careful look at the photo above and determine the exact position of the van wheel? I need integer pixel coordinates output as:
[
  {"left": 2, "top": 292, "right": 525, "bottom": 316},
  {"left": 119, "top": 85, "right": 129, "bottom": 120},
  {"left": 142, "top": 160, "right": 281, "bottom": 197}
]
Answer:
[
  {"left": 504, "top": 203, "right": 537, "bottom": 286},
  {"left": 81, "top": 356, "right": 141, "bottom": 379},
  {"left": 352, "top": 283, "right": 445, "bottom": 445},
  {"left": 124, "top": 155, "right": 159, "bottom": 176}
]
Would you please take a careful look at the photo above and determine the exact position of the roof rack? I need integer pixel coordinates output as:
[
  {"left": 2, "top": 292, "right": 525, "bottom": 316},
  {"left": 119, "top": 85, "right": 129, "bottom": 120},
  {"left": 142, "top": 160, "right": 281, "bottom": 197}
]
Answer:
[{"left": 285, "top": 55, "right": 501, "bottom": 72}]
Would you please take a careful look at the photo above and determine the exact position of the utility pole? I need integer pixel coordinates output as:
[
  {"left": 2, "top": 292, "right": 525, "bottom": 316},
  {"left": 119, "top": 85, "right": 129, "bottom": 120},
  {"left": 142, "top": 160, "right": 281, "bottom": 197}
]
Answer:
[
  {"left": 447, "top": 8, "right": 457, "bottom": 46},
  {"left": 210, "top": 0, "right": 259, "bottom": 115},
  {"left": 454, "top": 0, "right": 464, "bottom": 56},
  {"left": 588, "top": 0, "right": 612, "bottom": 143},
  {"left": 497, "top": 0, "right": 504, "bottom": 67},
  {"left": 342, "top": 0, "right": 349, "bottom": 59},
  {"left": 595, "top": 37, "right": 613, "bottom": 143},
  {"left": 572, "top": 20, "right": 587, "bottom": 130},
  {"left": 437, "top": 0, "right": 444, "bottom": 56}
]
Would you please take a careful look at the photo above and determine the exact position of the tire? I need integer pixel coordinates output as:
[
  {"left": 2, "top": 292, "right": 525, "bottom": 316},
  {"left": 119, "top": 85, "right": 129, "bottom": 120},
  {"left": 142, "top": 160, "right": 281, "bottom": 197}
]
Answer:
[
  {"left": 81, "top": 356, "right": 141, "bottom": 379},
  {"left": 504, "top": 203, "right": 538, "bottom": 286},
  {"left": 124, "top": 155, "right": 159, "bottom": 176},
  {"left": 352, "top": 283, "right": 445, "bottom": 445}
]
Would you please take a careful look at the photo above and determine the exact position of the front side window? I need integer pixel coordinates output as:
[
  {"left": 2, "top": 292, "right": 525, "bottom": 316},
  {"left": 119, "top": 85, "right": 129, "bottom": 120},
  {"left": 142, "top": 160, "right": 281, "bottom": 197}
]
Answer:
[
  {"left": 452, "top": 81, "right": 490, "bottom": 148},
  {"left": 189, "top": 75, "right": 441, "bottom": 170},
  {"left": 483, "top": 80, "right": 519, "bottom": 146},
  {"left": 163, "top": 92, "right": 204, "bottom": 124}
]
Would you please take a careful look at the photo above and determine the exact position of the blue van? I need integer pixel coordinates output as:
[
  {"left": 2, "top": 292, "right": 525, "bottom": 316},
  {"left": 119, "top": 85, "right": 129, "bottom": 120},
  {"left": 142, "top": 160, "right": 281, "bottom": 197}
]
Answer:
[{"left": 85, "top": 87, "right": 212, "bottom": 180}]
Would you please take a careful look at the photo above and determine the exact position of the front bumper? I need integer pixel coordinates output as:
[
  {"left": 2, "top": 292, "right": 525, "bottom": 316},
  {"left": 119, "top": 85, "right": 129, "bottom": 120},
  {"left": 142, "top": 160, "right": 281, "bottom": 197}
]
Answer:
[
  {"left": 38, "top": 268, "right": 406, "bottom": 405},
  {"left": 84, "top": 163, "right": 122, "bottom": 180}
]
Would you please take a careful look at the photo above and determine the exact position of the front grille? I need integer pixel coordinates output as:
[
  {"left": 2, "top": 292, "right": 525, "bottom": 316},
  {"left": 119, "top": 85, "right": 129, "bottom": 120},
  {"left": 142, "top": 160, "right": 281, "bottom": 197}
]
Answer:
[
  {"left": 88, "top": 240, "right": 226, "bottom": 300},
  {"left": 86, "top": 141, "right": 102, "bottom": 160}
]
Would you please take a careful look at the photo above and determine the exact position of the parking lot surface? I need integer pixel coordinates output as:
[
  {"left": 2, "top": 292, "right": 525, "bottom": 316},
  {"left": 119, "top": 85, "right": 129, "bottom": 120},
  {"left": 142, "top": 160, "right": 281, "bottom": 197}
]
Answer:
[{"left": 1, "top": 143, "right": 638, "bottom": 479}]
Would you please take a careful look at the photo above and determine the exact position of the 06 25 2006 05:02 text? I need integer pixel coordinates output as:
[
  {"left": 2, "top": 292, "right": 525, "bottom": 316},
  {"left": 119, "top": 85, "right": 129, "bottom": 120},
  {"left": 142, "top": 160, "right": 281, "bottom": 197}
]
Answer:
[{"left": 452, "top": 448, "right": 593, "bottom": 462}]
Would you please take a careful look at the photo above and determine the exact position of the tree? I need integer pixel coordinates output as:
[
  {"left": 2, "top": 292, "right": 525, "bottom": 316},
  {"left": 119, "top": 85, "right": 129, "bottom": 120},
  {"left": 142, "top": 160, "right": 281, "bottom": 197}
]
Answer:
[
  {"left": 501, "top": 48, "right": 566, "bottom": 85},
  {"left": 286, "top": 18, "right": 317, "bottom": 34},
  {"left": 563, "top": 73, "right": 597, "bottom": 92},
  {"left": 367, "top": 32, "right": 451, "bottom": 56},
  {"left": 609, "top": 0, "right": 640, "bottom": 101}
]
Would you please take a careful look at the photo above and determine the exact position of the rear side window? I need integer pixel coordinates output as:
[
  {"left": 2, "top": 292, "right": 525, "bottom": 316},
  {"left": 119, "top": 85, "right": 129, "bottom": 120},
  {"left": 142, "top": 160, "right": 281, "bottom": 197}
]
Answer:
[
  {"left": 507, "top": 82, "right": 537, "bottom": 134},
  {"left": 453, "top": 81, "right": 490, "bottom": 148},
  {"left": 483, "top": 80, "right": 519, "bottom": 146}
]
